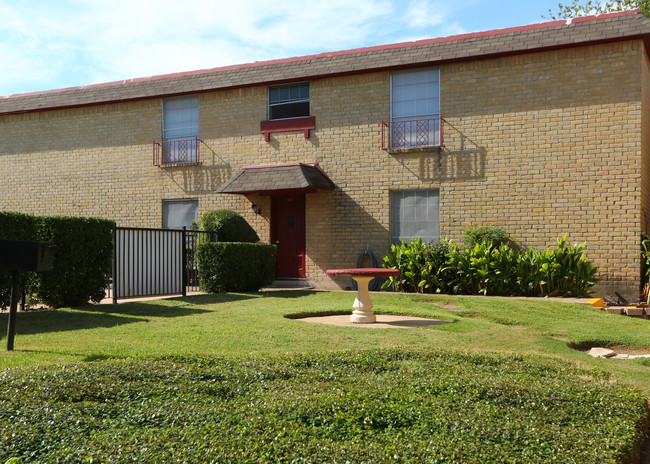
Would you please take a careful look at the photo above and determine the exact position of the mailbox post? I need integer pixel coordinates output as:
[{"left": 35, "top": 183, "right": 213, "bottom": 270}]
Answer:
[{"left": 0, "top": 239, "right": 55, "bottom": 351}]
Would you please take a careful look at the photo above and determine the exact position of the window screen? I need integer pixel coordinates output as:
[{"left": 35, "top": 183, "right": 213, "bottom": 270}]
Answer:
[
  {"left": 163, "top": 95, "right": 199, "bottom": 141},
  {"left": 269, "top": 83, "right": 310, "bottom": 120},
  {"left": 390, "top": 190, "right": 440, "bottom": 244},
  {"left": 391, "top": 68, "right": 440, "bottom": 121},
  {"left": 163, "top": 199, "right": 199, "bottom": 229}
]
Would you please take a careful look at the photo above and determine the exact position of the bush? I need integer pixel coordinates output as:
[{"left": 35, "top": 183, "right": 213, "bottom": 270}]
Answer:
[
  {"left": 445, "top": 242, "right": 521, "bottom": 296},
  {"left": 35, "top": 216, "right": 115, "bottom": 307},
  {"left": 534, "top": 236, "right": 599, "bottom": 297},
  {"left": 463, "top": 225, "right": 515, "bottom": 250},
  {"left": 383, "top": 235, "right": 598, "bottom": 297},
  {"left": 0, "top": 212, "right": 40, "bottom": 309},
  {"left": 381, "top": 238, "right": 453, "bottom": 294},
  {"left": 200, "top": 210, "right": 259, "bottom": 243},
  {"left": 197, "top": 242, "right": 276, "bottom": 292},
  {"left": 0, "top": 213, "right": 114, "bottom": 308}
]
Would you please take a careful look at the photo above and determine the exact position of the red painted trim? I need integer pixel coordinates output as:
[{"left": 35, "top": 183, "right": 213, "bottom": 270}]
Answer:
[
  {"left": 326, "top": 268, "right": 400, "bottom": 277},
  {"left": 572, "top": 8, "right": 639, "bottom": 23},
  {"left": 260, "top": 116, "right": 315, "bottom": 141},
  {"left": 221, "top": 187, "right": 321, "bottom": 195},
  {"left": 241, "top": 162, "right": 314, "bottom": 169},
  {"left": 240, "top": 163, "right": 325, "bottom": 170}
]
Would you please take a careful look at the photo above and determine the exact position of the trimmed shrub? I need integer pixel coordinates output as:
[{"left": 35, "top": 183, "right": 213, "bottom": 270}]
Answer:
[
  {"left": 0, "top": 212, "right": 39, "bottom": 308},
  {"left": 200, "top": 210, "right": 259, "bottom": 243},
  {"left": 197, "top": 242, "right": 276, "bottom": 292},
  {"left": 0, "top": 213, "right": 115, "bottom": 308},
  {"left": 36, "top": 216, "right": 115, "bottom": 307}
]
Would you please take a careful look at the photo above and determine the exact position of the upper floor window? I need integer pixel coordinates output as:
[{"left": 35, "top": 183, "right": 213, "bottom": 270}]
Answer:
[
  {"left": 269, "top": 83, "right": 310, "bottom": 120},
  {"left": 157, "top": 95, "right": 200, "bottom": 166},
  {"left": 163, "top": 95, "right": 199, "bottom": 141},
  {"left": 386, "top": 68, "right": 442, "bottom": 150},
  {"left": 391, "top": 67, "right": 439, "bottom": 122}
]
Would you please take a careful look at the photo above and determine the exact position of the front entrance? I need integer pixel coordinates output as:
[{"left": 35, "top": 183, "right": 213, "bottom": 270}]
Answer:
[{"left": 271, "top": 194, "right": 306, "bottom": 279}]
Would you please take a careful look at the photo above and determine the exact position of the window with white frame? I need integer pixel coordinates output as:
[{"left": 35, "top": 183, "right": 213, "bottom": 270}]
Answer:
[
  {"left": 390, "top": 190, "right": 440, "bottom": 244},
  {"left": 162, "top": 199, "right": 199, "bottom": 229},
  {"left": 390, "top": 67, "right": 441, "bottom": 149},
  {"left": 269, "top": 82, "right": 310, "bottom": 120},
  {"left": 162, "top": 95, "right": 199, "bottom": 164}
]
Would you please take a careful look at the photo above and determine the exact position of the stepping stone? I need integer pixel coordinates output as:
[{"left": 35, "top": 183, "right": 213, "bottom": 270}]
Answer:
[
  {"left": 605, "top": 307, "right": 623, "bottom": 315},
  {"left": 624, "top": 307, "right": 645, "bottom": 317},
  {"left": 586, "top": 347, "right": 616, "bottom": 358}
]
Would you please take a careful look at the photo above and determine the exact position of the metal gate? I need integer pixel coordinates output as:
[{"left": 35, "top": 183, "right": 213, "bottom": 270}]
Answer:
[{"left": 109, "top": 227, "right": 213, "bottom": 303}]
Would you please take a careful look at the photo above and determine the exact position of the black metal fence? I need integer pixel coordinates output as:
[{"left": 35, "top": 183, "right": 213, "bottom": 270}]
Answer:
[{"left": 108, "top": 227, "right": 214, "bottom": 303}]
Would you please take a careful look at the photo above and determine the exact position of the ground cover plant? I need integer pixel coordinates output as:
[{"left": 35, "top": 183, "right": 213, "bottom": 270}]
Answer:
[
  {"left": 0, "top": 350, "right": 647, "bottom": 463},
  {"left": 0, "top": 291, "right": 648, "bottom": 462}
]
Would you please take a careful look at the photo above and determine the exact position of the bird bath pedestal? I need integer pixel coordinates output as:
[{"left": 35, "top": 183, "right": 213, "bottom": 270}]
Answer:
[{"left": 326, "top": 268, "right": 400, "bottom": 323}]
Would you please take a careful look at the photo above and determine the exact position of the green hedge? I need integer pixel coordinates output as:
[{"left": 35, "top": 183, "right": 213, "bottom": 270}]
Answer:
[
  {"left": 197, "top": 242, "right": 276, "bottom": 292},
  {"left": 0, "top": 212, "right": 39, "bottom": 308},
  {"left": 0, "top": 212, "right": 114, "bottom": 308},
  {"left": 200, "top": 209, "right": 259, "bottom": 243},
  {"left": 36, "top": 216, "right": 115, "bottom": 307}
]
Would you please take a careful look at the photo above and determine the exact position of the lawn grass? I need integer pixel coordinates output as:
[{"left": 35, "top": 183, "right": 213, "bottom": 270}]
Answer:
[{"left": 0, "top": 290, "right": 649, "bottom": 462}]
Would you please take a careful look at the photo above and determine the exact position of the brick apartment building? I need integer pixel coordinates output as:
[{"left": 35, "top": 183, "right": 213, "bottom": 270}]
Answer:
[{"left": 1, "top": 10, "right": 650, "bottom": 299}]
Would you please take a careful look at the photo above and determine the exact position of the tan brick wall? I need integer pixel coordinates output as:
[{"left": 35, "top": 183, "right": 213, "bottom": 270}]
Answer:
[
  {"left": 0, "top": 40, "right": 646, "bottom": 297},
  {"left": 438, "top": 41, "right": 644, "bottom": 299}
]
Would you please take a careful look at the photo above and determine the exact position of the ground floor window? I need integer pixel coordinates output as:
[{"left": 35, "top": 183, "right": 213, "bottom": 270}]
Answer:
[
  {"left": 390, "top": 189, "right": 440, "bottom": 244},
  {"left": 162, "top": 199, "right": 198, "bottom": 229}
]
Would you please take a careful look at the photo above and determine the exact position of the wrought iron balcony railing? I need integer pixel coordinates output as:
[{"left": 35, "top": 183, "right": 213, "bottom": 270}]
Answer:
[
  {"left": 153, "top": 137, "right": 202, "bottom": 167},
  {"left": 381, "top": 117, "right": 444, "bottom": 151}
]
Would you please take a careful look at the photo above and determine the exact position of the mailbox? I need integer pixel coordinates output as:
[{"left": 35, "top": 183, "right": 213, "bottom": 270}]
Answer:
[{"left": 0, "top": 239, "right": 55, "bottom": 272}]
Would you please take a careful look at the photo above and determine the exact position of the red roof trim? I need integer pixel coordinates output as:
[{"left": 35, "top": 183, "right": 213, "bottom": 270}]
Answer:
[
  {"left": 241, "top": 162, "right": 317, "bottom": 170},
  {"left": 2, "top": 9, "right": 643, "bottom": 101}
]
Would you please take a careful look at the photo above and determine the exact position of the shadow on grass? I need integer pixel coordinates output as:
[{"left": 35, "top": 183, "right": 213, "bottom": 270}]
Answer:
[
  {"left": 171, "top": 293, "right": 264, "bottom": 305},
  {"left": 0, "top": 291, "right": 319, "bottom": 338},
  {"left": 0, "top": 302, "right": 210, "bottom": 336},
  {"left": 80, "top": 301, "right": 213, "bottom": 318},
  {"left": 257, "top": 290, "right": 321, "bottom": 299}
]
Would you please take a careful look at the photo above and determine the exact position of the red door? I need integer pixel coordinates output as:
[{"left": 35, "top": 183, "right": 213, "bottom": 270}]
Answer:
[{"left": 271, "top": 194, "right": 306, "bottom": 279}]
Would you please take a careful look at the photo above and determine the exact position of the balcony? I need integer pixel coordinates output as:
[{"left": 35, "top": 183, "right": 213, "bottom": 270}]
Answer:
[
  {"left": 381, "top": 117, "right": 444, "bottom": 151},
  {"left": 153, "top": 137, "right": 202, "bottom": 167}
]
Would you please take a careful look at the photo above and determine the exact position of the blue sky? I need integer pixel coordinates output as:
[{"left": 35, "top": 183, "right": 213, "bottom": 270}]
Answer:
[{"left": 0, "top": 0, "right": 585, "bottom": 97}]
